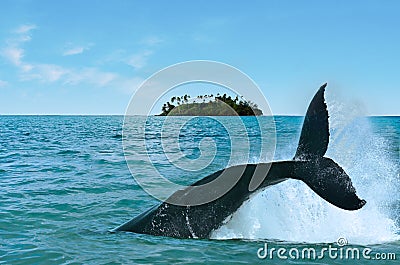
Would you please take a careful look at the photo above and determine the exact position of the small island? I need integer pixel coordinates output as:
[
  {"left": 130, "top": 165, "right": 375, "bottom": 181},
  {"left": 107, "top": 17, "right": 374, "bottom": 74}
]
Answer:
[{"left": 158, "top": 94, "right": 263, "bottom": 116}]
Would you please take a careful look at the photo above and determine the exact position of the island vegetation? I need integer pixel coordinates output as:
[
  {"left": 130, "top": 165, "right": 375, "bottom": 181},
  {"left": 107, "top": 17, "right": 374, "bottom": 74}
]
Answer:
[{"left": 158, "top": 94, "right": 263, "bottom": 116}]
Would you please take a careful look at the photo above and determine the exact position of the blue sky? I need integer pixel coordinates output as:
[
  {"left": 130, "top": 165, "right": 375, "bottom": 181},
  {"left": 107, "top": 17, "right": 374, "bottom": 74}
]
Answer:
[{"left": 0, "top": 0, "right": 399, "bottom": 115}]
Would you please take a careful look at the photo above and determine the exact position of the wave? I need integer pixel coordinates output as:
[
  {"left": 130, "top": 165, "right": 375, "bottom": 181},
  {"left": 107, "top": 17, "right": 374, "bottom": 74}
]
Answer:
[{"left": 211, "top": 96, "right": 400, "bottom": 245}]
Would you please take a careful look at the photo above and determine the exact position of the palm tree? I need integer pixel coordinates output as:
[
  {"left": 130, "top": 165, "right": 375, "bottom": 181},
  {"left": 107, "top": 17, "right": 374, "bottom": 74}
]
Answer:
[{"left": 167, "top": 102, "right": 174, "bottom": 110}]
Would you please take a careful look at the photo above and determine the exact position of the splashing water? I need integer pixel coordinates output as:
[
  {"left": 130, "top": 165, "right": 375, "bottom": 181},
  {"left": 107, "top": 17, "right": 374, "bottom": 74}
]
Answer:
[{"left": 211, "top": 93, "right": 400, "bottom": 245}]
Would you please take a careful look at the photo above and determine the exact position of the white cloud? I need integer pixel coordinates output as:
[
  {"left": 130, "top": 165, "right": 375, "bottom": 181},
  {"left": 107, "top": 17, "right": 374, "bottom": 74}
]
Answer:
[
  {"left": 63, "top": 67, "right": 144, "bottom": 94},
  {"left": 19, "top": 64, "right": 67, "bottom": 83},
  {"left": 63, "top": 67, "right": 143, "bottom": 94},
  {"left": 19, "top": 64, "right": 120, "bottom": 87},
  {"left": 12, "top": 24, "right": 36, "bottom": 45},
  {"left": 1, "top": 47, "right": 33, "bottom": 72},
  {"left": 16, "top": 34, "right": 32, "bottom": 43},
  {"left": 2, "top": 47, "right": 24, "bottom": 66},
  {"left": 1, "top": 33, "right": 117, "bottom": 85},
  {"left": 1, "top": 24, "right": 37, "bottom": 72},
  {"left": 2, "top": 24, "right": 69, "bottom": 83},
  {"left": 127, "top": 50, "right": 153, "bottom": 69},
  {"left": 0, "top": 80, "right": 8, "bottom": 87},
  {"left": 103, "top": 48, "right": 155, "bottom": 70},
  {"left": 36, "top": 64, "right": 68, "bottom": 82},
  {"left": 21, "top": 63, "right": 33, "bottom": 72},
  {"left": 140, "top": 36, "right": 164, "bottom": 46},
  {"left": 15, "top": 24, "right": 37, "bottom": 34},
  {"left": 96, "top": 72, "right": 117, "bottom": 87},
  {"left": 1, "top": 24, "right": 144, "bottom": 94},
  {"left": 63, "top": 46, "right": 85, "bottom": 56},
  {"left": 63, "top": 43, "right": 93, "bottom": 56},
  {"left": 64, "top": 67, "right": 117, "bottom": 87}
]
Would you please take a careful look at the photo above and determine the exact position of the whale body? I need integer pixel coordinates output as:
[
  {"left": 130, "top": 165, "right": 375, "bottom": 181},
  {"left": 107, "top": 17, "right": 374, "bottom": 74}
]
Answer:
[{"left": 114, "top": 83, "right": 366, "bottom": 239}]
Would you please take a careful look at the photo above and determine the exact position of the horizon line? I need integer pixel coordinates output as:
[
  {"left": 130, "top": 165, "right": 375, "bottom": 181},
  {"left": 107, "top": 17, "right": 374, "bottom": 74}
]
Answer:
[{"left": 0, "top": 114, "right": 398, "bottom": 117}]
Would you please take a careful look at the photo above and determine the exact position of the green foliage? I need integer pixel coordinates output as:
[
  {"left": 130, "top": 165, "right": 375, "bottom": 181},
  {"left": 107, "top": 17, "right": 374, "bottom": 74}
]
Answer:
[{"left": 158, "top": 94, "right": 263, "bottom": 116}]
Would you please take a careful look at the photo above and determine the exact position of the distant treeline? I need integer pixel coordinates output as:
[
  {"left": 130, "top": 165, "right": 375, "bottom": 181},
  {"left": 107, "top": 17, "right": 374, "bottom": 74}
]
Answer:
[{"left": 158, "top": 94, "right": 263, "bottom": 116}]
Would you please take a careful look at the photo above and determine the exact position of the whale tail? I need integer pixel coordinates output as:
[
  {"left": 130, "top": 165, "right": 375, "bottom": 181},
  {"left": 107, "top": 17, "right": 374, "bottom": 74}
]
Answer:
[
  {"left": 292, "top": 83, "right": 366, "bottom": 210},
  {"left": 294, "top": 83, "right": 329, "bottom": 161}
]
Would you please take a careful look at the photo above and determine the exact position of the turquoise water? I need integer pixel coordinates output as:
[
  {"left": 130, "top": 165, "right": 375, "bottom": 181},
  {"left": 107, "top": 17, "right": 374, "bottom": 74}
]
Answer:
[{"left": 0, "top": 115, "right": 399, "bottom": 264}]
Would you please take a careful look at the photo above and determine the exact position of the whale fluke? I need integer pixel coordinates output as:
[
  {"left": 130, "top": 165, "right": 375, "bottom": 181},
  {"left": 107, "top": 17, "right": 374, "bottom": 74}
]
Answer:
[
  {"left": 293, "top": 157, "right": 366, "bottom": 210},
  {"left": 294, "top": 83, "right": 329, "bottom": 160},
  {"left": 291, "top": 83, "right": 365, "bottom": 210}
]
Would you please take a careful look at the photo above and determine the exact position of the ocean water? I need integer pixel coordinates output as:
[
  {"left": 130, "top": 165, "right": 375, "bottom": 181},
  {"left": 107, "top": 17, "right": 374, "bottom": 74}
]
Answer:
[{"left": 0, "top": 115, "right": 399, "bottom": 264}]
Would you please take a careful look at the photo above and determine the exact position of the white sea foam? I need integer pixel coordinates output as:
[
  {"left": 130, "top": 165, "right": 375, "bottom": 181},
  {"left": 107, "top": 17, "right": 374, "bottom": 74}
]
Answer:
[{"left": 211, "top": 91, "right": 400, "bottom": 245}]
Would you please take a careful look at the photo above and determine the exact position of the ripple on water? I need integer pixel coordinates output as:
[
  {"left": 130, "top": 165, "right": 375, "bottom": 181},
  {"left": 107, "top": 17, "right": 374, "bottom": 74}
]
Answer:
[{"left": 0, "top": 116, "right": 399, "bottom": 264}]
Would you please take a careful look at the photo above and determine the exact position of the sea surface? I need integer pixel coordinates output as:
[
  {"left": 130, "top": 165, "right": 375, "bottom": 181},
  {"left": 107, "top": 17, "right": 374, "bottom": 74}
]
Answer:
[{"left": 0, "top": 115, "right": 399, "bottom": 264}]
